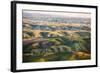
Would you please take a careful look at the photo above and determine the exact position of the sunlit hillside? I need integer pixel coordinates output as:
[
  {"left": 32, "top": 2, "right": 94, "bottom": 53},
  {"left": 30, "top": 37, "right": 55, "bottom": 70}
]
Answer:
[{"left": 22, "top": 11, "right": 91, "bottom": 63}]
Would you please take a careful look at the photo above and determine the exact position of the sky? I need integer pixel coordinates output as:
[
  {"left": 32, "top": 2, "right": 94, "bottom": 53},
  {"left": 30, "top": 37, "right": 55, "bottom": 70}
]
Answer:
[{"left": 23, "top": 10, "right": 91, "bottom": 18}]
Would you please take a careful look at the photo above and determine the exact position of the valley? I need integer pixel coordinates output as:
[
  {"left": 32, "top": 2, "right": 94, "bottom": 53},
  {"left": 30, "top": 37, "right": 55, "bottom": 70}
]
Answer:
[{"left": 22, "top": 11, "right": 91, "bottom": 63}]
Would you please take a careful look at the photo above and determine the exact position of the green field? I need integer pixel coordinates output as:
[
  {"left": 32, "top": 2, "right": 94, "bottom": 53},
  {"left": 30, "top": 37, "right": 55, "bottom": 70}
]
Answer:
[{"left": 23, "top": 32, "right": 91, "bottom": 63}]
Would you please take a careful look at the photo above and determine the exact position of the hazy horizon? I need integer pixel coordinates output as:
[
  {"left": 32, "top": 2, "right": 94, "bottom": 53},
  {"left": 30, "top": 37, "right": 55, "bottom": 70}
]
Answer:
[{"left": 23, "top": 10, "right": 91, "bottom": 19}]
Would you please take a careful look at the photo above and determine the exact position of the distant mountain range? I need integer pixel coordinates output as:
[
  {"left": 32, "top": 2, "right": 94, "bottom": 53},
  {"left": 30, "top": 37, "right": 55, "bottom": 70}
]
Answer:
[{"left": 23, "top": 12, "right": 91, "bottom": 24}]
